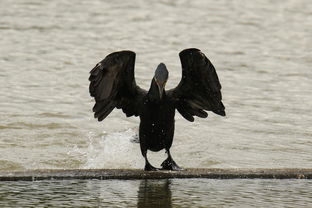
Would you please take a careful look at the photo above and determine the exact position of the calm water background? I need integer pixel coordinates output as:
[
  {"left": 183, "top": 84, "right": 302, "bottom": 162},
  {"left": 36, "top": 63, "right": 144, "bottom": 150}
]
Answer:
[{"left": 0, "top": 0, "right": 312, "bottom": 207}]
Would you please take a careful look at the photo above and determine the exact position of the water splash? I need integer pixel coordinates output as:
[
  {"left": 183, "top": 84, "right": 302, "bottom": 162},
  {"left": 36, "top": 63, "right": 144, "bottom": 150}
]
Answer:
[{"left": 81, "top": 129, "right": 143, "bottom": 169}]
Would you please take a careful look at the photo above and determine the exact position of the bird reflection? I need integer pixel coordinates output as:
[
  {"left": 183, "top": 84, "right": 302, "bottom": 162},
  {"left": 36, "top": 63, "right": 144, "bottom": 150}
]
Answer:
[{"left": 137, "top": 179, "right": 172, "bottom": 208}]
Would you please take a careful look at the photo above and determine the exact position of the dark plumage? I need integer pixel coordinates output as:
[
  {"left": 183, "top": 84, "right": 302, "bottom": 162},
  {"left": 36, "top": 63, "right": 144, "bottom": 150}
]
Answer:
[{"left": 89, "top": 48, "right": 225, "bottom": 171}]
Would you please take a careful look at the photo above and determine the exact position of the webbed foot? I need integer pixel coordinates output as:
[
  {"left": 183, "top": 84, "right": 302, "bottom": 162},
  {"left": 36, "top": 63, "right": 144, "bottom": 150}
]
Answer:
[
  {"left": 144, "top": 161, "right": 160, "bottom": 171},
  {"left": 161, "top": 158, "right": 183, "bottom": 171}
]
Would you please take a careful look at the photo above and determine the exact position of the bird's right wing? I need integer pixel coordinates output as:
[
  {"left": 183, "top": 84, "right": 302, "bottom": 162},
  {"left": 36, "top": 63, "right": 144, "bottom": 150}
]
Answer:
[
  {"left": 167, "top": 48, "right": 225, "bottom": 122},
  {"left": 89, "top": 51, "right": 147, "bottom": 121}
]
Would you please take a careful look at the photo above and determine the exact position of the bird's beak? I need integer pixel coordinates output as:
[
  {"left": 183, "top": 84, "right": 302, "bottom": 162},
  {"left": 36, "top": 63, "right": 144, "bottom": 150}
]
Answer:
[{"left": 156, "top": 81, "right": 164, "bottom": 99}]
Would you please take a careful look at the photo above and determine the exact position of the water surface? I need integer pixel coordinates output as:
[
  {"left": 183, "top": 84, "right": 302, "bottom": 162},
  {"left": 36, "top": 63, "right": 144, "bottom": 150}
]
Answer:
[
  {"left": 1, "top": 179, "right": 312, "bottom": 207},
  {"left": 0, "top": 0, "right": 312, "bottom": 206},
  {"left": 1, "top": 0, "right": 311, "bottom": 171}
]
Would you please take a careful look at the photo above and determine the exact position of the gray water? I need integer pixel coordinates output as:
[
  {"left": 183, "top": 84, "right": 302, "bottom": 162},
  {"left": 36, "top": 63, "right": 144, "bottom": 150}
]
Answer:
[
  {"left": 1, "top": 179, "right": 312, "bottom": 207},
  {"left": 1, "top": 0, "right": 312, "bottom": 206}
]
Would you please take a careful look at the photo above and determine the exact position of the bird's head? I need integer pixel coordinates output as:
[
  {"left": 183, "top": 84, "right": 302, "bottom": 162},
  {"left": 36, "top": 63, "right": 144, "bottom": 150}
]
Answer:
[{"left": 154, "top": 63, "right": 168, "bottom": 99}]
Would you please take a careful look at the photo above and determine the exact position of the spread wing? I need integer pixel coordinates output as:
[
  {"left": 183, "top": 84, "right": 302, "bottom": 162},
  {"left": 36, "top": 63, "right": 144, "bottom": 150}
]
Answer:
[
  {"left": 168, "top": 48, "right": 225, "bottom": 122},
  {"left": 89, "top": 50, "right": 146, "bottom": 121}
]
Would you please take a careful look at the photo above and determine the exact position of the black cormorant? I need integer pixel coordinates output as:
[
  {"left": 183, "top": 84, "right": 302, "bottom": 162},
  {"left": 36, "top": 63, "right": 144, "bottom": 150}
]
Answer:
[{"left": 89, "top": 48, "right": 225, "bottom": 171}]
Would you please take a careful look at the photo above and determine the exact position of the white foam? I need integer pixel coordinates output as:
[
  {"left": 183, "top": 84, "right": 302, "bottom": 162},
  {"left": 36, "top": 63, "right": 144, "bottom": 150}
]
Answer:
[{"left": 81, "top": 129, "right": 143, "bottom": 169}]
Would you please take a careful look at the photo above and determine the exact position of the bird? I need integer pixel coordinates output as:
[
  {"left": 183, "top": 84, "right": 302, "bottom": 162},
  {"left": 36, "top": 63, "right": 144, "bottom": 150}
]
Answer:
[{"left": 89, "top": 48, "right": 225, "bottom": 171}]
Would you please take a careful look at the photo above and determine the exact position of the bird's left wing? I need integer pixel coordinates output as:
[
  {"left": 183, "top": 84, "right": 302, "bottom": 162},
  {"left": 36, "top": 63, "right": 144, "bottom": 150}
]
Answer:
[
  {"left": 167, "top": 48, "right": 225, "bottom": 122},
  {"left": 89, "top": 51, "right": 147, "bottom": 121}
]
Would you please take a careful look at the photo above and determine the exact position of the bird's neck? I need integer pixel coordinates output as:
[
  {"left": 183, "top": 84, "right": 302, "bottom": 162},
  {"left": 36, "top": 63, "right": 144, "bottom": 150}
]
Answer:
[{"left": 148, "top": 79, "right": 165, "bottom": 102}]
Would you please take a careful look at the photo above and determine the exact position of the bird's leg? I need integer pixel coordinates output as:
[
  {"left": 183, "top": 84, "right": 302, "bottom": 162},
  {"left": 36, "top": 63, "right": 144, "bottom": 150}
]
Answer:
[
  {"left": 143, "top": 151, "right": 159, "bottom": 171},
  {"left": 161, "top": 150, "right": 183, "bottom": 171}
]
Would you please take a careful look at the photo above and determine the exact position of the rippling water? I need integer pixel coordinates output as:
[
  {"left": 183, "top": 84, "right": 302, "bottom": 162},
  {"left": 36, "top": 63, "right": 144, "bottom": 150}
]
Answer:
[
  {"left": 1, "top": 0, "right": 311, "bottom": 171},
  {"left": 1, "top": 179, "right": 312, "bottom": 207},
  {"left": 1, "top": 0, "right": 312, "bottom": 206}
]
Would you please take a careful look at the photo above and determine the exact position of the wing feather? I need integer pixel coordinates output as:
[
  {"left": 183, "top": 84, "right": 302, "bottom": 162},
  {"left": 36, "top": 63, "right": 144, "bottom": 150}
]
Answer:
[
  {"left": 168, "top": 48, "right": 225, "bottom": 122},
  {"left": 89, "top": 51, "right": 146, "bottom": 121}
]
